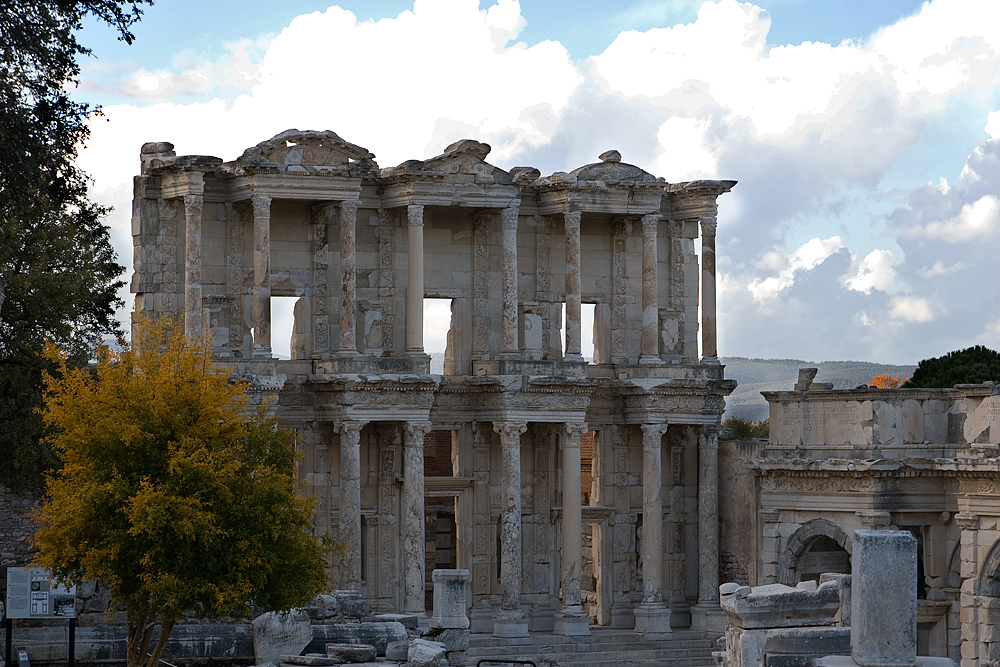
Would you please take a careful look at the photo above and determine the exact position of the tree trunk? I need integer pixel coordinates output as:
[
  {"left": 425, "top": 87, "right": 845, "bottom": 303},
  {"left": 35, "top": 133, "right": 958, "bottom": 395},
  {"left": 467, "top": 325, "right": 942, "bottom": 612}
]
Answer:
[{"left": 144, "top": 619, "right": 175, "bottom": 667}]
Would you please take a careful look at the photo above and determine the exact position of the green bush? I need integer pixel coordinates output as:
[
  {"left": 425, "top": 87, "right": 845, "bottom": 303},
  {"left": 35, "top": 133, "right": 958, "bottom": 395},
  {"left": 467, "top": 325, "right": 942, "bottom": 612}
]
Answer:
[
  {"left": 902, "top": 346, "right": 1000, "bottom": 388},
  {"left": 724, "top": 416, "right": 769, "bottom": 439}
]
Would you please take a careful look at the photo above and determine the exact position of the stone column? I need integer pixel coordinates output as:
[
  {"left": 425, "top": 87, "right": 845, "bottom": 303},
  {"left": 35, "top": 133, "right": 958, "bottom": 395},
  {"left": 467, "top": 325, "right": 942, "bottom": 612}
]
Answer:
[
  {"left": 251, "top": 194, "right": 272, "bottom": 356},
  {"left": 403, "top": 420, "right": 432, "bottom": 615},
  {"left": 339, "top": 200, "right": 362, "bottom": 355},
  {"left": 493, "top": 420, "right": 528, "bottom": 638},
  {"left": 957, "top": 513, "right": 981, "bottom": 667},
  {"left": 635, "top": 423, "right": 671, "bottom": 638},
  {"left": 183, "top": 194, "right": 204, "bottom": 341},
  {"left": 406, "top": 205, "right": 425, "bottom": 354},
  {"left": 692, "top": 425, "right": 724, "bottom": 632},
  {"left": 500, "top": 206, "right": 520, "bottom": 356},
  {"left": 639, "top": 213, "right": 661, "bottom": 363},
  {"left": 563, "top": 211, "right": 583, "bottom": 361},
  {"left": 700, "top": 216, "right": 718, "bottom": 362},
  {"left": 339, "top": 420, "right": 363, "bottom": 591},
  {"left": 555, "top": 422, "right": 590, "bottom": 636}
]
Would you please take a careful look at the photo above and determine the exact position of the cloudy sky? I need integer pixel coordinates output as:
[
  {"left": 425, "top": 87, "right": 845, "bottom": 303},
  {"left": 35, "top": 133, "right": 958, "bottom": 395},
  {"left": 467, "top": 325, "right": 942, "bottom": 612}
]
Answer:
[{"left": 72, "top": 0, "right": 1000, "bottom": 364}]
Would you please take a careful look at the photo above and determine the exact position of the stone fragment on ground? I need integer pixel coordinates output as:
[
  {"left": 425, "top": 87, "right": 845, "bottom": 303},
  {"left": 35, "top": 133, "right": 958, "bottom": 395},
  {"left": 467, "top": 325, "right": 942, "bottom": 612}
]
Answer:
[
  {"left": 280, "top": 653, "right": 339, "bottom": 666},
  {"left": 326, "top": 643, "right": 377, "bottom": 663},
  {"left": 407, "top": 638, "right": 447, "bottom": 667},
  {"left": 252, "top": 609, "right": 313, "bottom": 665}
]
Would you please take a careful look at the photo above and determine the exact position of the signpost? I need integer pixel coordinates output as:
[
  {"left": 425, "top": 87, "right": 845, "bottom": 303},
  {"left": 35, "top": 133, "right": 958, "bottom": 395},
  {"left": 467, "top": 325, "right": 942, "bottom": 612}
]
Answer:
[{"left": 4, "top": 568, "right": 76, "bottom": 667}]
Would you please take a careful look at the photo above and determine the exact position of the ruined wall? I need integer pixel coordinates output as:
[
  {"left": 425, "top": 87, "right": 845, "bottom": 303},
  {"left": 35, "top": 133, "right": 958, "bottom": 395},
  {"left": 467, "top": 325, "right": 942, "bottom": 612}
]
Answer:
[{"left": 718, "top": 438, "right": 764, "bottom": 586}]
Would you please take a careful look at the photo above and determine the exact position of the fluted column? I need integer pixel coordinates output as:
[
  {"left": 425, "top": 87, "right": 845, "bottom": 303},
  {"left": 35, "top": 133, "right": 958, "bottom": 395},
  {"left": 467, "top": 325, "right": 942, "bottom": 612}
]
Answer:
[
  {"left": 406, "top": 205, "right": 425, "bottom": 354},
  {"left": 563, "top": 211, "right": 583, "bottom": 361},
  {"left": 700, "top": 216, "right": 718, "bottom": 362},
  {"left": 339, "top": 199, "right": 362, "bottom": 355},
  {"left": 635, "top": 423, "right": 671, "bottom": 638},
  {"left": 639, "top": 213, "right": 661, "bottom": 363},
  {"left": 403, "top": 420, "right": 432, "bottom": 614},
  {"left": 183, "top": 194, "right": 204, "bottom": 341},
  {"left": 500, "top": 206, "right": 520, "bottom": 356},
  {"left": 339, "top": 420, "right": 363, "bottom": 591},
  {"left": 692, "top": 425, "right": 723, "bottom": 632},
  {"left": 251, "top": 194, "right": 272, "bottom": 356},
  {"left": 493, "top": 420, "right": 529, "bottom": 638},
  {"left": 555, "top": 422, "right": 590, "bottom": 636}
]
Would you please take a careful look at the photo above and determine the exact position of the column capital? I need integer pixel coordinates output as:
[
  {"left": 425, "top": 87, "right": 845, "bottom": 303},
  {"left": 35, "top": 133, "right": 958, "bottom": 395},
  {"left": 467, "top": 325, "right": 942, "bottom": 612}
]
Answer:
[
  {"left": 404, "top": 420, "right": 433, "bottom": 442},
  {"left": 338, "top": 420, "right": 364, "bottom": 443},
  {"left": 407, "top": 204, "right": 424, "bottom": 225},
  {"left": 641, "top": 213, "right": 661, "bottom": 231},
  {"left": 563, "top": 210, "right": 582, "bottom": 229},
  {"left": 340, "top": 199, "right": 362, "bottom": 218},
  {"left": 251, "top": 194, "right": 272, "bottom": 217},
  {"left": 494, "top": 421, "right": 527, "bottom": 445},
  {"left": 501, "top": 206, "right": 519, "bottom": 229},
  {"left": 564, "top": 422, "right": 588, "bottom": 440},
  {"left": 700, "top": 215, "right": 718, "bottom": 238},
  {"left": 641, "top": 422, "right": 668, "bottom": 441},
  {"left": 183, "top": 193, "right": 204, "bottom": 216}
]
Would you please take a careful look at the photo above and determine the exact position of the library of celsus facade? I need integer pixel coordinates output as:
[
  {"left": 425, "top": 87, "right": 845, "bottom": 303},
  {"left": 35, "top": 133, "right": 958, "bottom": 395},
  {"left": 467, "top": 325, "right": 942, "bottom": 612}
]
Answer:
[{"left": 130, "top": 129, "right": 736, "bottom": 636}]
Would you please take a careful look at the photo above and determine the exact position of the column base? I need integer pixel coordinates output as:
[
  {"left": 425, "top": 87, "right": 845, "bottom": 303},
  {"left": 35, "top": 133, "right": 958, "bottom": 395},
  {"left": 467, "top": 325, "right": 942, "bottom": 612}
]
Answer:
[
  {"left": 336, "top": 349, "right": 362, "bottom": 358},
  {"left": 252, "top": 347, "right": 272, "bottom": 358},
  {"left": 554, "top": 606, "right": 590, "bottom": 636},
  {"left": 700, "top": 356, "right": 721, "bottom": 365},
  {"left": 690, "top": 602, "right": 727, "bottom": 633},
  {"left": 638, "top": 354, "right": 663, "bottom": 365},
  {"left": 469, "top": 604, "right": 494, "bottom": 634},
  {"left": 492, "top": 609, "right": 529, "bottom": 638},
  {"left": 563, "top": 353, "right": 584, "bottom": 362},
  {"left": 633, "top": 601, "right": 672, "bottom": 639}
]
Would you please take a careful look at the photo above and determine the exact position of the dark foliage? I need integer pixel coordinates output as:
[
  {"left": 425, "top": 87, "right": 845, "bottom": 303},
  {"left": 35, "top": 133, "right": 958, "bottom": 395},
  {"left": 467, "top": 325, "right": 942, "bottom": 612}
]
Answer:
[{"left": 902, "top": 346, "right": 1000, "bottom": 388}]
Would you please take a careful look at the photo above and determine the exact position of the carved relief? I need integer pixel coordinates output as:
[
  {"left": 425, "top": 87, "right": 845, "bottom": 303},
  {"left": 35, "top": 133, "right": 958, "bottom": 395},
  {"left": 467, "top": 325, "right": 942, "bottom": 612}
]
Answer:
[
  {"left": 377, "top": 210, "right": 395, "bottom": 352},
  {"left": 473, "top": 213, "right": 491, "bottom": 354}
]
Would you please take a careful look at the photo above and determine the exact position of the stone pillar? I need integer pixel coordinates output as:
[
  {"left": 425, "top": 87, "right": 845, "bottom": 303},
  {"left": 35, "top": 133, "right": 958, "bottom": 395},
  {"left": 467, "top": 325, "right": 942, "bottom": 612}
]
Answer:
[
  {"left": 251, "top": 194, "right": 272, "bottom": 356},
  {"left": 692, "top": 425, "right": 724, "bottom": 632},
  {"left": 339, "top": 200, "right": 362, "bottom": 355},
  {"left": 563, "top": 211, "right": 583, "bottom": 361},
  {"left": 957, "top": 513, "right": 981, "bottom": 667},
  {"left": 339, "top": 420, "right": 363, "bottom": 591},
  {"left": 635, "top": 423, "right": 671, "bottom": 638},
  {"left": 493, "top": 420, "right": 528, "bottom": 638},
  {"left": 406, "top": 205, "right": 425, "bottom": 354},
  {"left": 639, "top": 213, "right": 661, "bottom": 363},
  {"left": 183, "top": 194, "right": 204, "bottom": 341},
  {"left": 500, "top": 206, "right": 520, "bottom": 356},
  {"left": 700, "top": 216, "right": 718, "bottom": 362},
  {"left": 555, "top": 422, "right": 590, "bottom": 636},
  {"left": 403, "top": 420, "right": 432, "bottom": 615},
  {"left": 431, "top": 569, "right": 472, "bottom": 629},
  {"left": 851, "top": 530, "right": 917, "bottom": 667}
]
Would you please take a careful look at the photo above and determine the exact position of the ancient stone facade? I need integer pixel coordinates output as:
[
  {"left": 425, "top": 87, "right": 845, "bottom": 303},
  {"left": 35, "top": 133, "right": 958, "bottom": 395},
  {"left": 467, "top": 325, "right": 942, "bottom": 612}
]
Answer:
[
  {"left": 737, "top": 377, "right": 1000, "bottom": 665},
  {"left": 130, "top": 130, "right": 736, "bottom": 636}
]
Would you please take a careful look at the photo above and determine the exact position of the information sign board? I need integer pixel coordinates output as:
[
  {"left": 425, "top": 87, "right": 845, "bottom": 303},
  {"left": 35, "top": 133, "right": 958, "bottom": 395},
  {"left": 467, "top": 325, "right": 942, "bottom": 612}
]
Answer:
[{"left": 5, "top": 567, "right": 76, "bottom": 619}]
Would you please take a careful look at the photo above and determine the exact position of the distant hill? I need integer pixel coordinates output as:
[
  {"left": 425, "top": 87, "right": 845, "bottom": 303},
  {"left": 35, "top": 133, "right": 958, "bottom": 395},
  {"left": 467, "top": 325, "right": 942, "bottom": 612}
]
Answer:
[{"left": 720, "top": 357, "right": 917, "bottom": 422}]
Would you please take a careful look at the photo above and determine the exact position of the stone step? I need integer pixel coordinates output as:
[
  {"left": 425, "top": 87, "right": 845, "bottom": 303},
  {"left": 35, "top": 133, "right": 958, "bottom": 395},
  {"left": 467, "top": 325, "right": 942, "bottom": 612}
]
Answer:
[
  {"left": 467, "top": 639, "right": 713, "bottom": 652},
  {"left": 466, "top": 654, "right": 716, "bottom": 667},
  {"left": 466, "top": 647, "right": 716, "bottom": 661},
  {"left": 467, "top": 644, "right": 714, "bottom": 657}
]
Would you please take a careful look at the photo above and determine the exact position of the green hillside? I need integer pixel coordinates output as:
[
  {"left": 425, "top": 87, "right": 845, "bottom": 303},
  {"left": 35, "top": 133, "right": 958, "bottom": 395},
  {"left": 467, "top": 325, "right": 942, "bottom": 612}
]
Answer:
[{"left": 721, "top": 357, "right": 917, "bottom": 422}]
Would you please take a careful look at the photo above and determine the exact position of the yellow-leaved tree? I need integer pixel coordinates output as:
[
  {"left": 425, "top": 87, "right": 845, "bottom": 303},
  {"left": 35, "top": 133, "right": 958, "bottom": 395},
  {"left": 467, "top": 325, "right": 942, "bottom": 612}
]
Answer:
[{"left": 33, "top": 316, "right": 329, "bottom": 667}]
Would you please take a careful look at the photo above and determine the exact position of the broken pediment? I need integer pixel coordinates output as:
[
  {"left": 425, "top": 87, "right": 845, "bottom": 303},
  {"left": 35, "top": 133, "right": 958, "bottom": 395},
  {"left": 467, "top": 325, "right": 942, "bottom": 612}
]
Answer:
[
  {"left": 568, "top": 149, "right": 665, "bottom": 187},
  {"left": 382, "top": 139, "right": 514, "bottom": 185},
  {"left": 235, "top": 129, "right": 378, "bottom": 173}
]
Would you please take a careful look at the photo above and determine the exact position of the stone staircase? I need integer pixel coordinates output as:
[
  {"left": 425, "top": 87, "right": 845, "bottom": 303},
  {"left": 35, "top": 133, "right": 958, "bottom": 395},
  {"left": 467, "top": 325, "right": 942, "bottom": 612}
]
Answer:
[{"left": 466, "top": 628, "right": 719, "bottom": 667}]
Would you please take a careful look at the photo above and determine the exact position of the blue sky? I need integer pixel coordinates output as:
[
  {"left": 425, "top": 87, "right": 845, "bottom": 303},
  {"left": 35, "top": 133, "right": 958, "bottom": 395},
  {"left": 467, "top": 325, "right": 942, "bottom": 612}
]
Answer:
[{"left": 72, "top": 0, "right": 1000, "bottom": 364}]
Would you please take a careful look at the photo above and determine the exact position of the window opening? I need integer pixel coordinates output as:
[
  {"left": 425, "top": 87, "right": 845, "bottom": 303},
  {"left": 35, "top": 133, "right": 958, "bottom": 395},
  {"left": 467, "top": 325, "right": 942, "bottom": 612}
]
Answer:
[
  {"left": 270, "top": 296, "right": 298, "bottom": 360},
  {"left": 560, "top": 302, "right": 597, "bottom": 362},
  {"left": 424, "top": 298, "right": 452, "bottom": 374}
]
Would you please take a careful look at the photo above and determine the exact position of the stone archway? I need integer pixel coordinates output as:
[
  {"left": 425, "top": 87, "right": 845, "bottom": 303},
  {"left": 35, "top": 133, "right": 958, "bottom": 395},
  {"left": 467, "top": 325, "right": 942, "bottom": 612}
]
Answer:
[{"left": 777, "top": 518, "right": 852, "bottom": 585}]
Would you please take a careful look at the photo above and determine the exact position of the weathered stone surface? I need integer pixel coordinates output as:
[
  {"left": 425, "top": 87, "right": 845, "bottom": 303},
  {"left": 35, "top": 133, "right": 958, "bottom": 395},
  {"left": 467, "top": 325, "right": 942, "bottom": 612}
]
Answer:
[
  {"left": 309, "top": 591, "right": 372, "bottom": 622},
  {"left": 252, "top": 610, "right": 313, "bottom": 666},
  {"left": 761, "top": 627, "right": 850, "bottom": 667},
  {"left": 307, "top": 622, "right": 407, "bottom": 656},
  {"left": 385, "top": 641, "right": 409, "bottom": 661},
  {"left": 280, "top": 653, "right": 338, "bottom": 666},
  {"left": 372, "top": 613, "right": 419, "bottom": 631},
  {"left": 407, "top": 639, "right": 446, "bottom": 667},
  {"left": 851, "top": 530, "right": 916, "bottom": 667},
  {"left": 325, "top": 643, "right": 376, "bottom": 663},
  {"left": 435, "top": 629, "right": 469, "bottom": 652},
  {"left": 430, "top": 569, "right": 470, "bottom": 630},
  {"left": 720, "top": 581, "right": 840, "bottom": 630}
]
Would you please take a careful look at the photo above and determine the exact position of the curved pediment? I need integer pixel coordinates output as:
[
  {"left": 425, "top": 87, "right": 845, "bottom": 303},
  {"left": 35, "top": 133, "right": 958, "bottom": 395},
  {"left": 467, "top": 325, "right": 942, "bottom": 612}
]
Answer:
[
  {"left": 236, "top": 129, "right": 378, "bottom": 173},
  {"left": 569, "top": 150, "right": 664, "bottom": 186},
  {"left": 383, "top": 139, "right": 514, "bottom": 185}
]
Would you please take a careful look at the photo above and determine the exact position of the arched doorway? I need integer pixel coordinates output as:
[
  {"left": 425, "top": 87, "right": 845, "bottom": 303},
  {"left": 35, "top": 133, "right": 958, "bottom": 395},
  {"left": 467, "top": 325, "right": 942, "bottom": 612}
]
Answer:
[{"left": 777, "top": 518, "right": 852, "bottom": 585}]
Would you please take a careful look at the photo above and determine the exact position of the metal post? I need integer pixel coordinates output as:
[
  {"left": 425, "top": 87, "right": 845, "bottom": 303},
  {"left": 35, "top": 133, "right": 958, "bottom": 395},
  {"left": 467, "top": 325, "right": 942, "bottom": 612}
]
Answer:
[
  {"left": 4, "top": 618, "right": 11, "bottom": 667},
  {"left": 68, "top": 619, "right": 75, "bottom": 667}
]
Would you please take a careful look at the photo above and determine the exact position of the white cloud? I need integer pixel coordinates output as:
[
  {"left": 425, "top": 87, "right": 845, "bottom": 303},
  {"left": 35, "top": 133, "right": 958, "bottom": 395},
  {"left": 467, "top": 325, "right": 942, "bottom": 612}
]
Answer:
[
  {"left": 845, "top": 249, "right": 897, "bottom": 294},
  {"left": 747, "top": 236, "right": 844, "bottom": 301},
  {"left": 901, "top": 194, "right": 1000, "bottom": 241},
  {"left": 888, "top": 295, "right": 935, "bottom": 323},
  {"left": 918, "top": 260, "right": 965, "bottom": 278}
]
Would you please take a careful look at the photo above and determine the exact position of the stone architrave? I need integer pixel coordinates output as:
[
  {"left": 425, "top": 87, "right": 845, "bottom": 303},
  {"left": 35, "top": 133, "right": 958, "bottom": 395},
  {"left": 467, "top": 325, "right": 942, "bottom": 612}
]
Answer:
[
  {"left": 493, "top": 421, "right": 528, "bottom": 638},
  {"left": 339, "top": 200, "right": 362, "bottom": 355},
  {"left": 851, "top": 530, "right": 917, "bottom": 667},
  {"left": 403, "top": 420, "right": 432, "bottom": 614},
  {"left": 183, "top": 193, "right": 204, "bottom": 341},
  {"left": 430, "top": 568, "right": 471, "bottom": 629},
  {"left": 563, "top": 210, "right": 583, "bottom": 361},
  {"left": 406, "top": 205, "right": 424, "bottom": 354},
  {"left": 639, "top": 213, "right": 661, "bottom": 363},
  {"left": 500, "top": 206, "right": 520, "bottom": 356},
  {"left": 700, "top": 216, "right": 718, "bottom": 362},
  {"left": 635, "top": 423, "right": 671, "bottom": 638},
  {"left": 251, "top": 194, "right": 272, "bottom": 356},
  {"left": 251, "top": 609, "right": 313, "bottom": 665},
  {"left": 339, "top": 421, "right": 363, "bottom": 591},
  {"left": 555, "top": 422, "right": 590, "bottom": 636}
]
